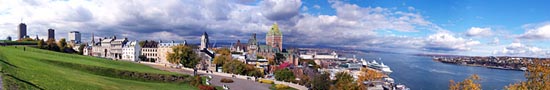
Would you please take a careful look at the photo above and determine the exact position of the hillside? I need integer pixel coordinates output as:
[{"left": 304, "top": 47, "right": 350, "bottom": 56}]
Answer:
[{"left": 0, "top": 46, "right": 197, "bottom": 90}]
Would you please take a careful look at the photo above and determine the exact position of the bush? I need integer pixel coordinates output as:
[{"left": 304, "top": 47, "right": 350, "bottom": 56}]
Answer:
[
  {"left": 220, "top": 78, "right": 234, "bottom": 83},
  {"left": 275, "top": 84, "right": 290, "bottom": 89},
  {"left": 259, "top": 79, "right": 274, "bottom": 84},
  {"left": 198, "top": 85, "right": 216, "bottom": 90}
]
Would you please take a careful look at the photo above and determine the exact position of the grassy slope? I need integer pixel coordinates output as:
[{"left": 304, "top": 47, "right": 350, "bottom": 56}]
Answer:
[{"left": 0, "top": 46, "right": 197, "bottom": 90}]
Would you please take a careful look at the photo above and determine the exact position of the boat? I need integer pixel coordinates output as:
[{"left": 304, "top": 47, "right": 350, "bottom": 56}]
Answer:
[{"left": 362, "top": 59, "right": 393, "bottom": 74}]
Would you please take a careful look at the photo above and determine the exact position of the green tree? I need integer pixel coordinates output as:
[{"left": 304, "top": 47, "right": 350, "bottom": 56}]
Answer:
[
  {"left": 37, "top": 39, "right": 45, "bottom": 49},
  {"left": 57, "top": 38, "right": 67, "bottom": 52},
  {"left": 274, "top": 53, "right": 285, "bottom": 65},
  {"left": 167, "top": 45, "right": 200, "bottom": 68},
  {"left": 274, "top": 68, "right": 295, "bottom": 82},
  {"left": 311, "top": 72, "right": 331, "bottom": 90},
  {"left": 138, "top": 40, "right": 147, "bottom": 47},
  {"left": 331, "top": 71, "right": 360, "bottom": 90}
]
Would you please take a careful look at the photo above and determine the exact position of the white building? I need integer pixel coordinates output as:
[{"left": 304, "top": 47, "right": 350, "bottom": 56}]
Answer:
[
  {"left": 122, "top": 40, "right": 141, "bottom": 62},
  {"left": 90, "top": 36, "right": 128, "bottom": 60}
]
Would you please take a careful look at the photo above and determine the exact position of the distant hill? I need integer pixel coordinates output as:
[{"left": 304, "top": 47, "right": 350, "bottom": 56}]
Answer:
[{"left": 0, "top": 46, "right": 197, "bottom": 90}]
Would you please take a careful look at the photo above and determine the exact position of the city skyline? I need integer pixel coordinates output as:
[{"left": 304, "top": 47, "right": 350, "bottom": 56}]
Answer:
[{"left": 1, "top": 0, "right": 550, "bottom": 57}]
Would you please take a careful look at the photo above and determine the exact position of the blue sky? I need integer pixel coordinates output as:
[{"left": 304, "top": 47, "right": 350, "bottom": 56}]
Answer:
[{"left": 1, "top": 0, "right": 549, "bottom": 57}]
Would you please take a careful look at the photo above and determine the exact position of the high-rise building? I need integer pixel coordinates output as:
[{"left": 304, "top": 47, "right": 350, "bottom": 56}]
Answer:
[
  {"left": 18, "top": 23, "right": 27, "bottom": 40},
  {"left": 48, "top": 28, "right": 55, "bottom": 40},
  {"left": 266, "top": 23, "right": 283, "bottom": 51},
  {"left": 68, "top": 31, "right": 81, "bottom": 44},
  {"left": 200, "top": 32, "right": 209, "bottom": 50}
]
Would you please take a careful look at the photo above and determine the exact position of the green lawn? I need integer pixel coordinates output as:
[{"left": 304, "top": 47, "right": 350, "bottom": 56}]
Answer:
[{"left": 0, "top": 46, "right": 198, "bottom": 90}]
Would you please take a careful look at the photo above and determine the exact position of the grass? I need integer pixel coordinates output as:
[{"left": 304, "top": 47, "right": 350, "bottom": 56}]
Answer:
[{"left": 0, "top": 46, "right": 198, "bottom": 90}]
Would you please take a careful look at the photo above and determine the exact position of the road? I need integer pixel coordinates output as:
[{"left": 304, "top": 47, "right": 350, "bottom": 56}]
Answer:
[{"left": 146, "top": 64, "right": 272, "bottom": 90}]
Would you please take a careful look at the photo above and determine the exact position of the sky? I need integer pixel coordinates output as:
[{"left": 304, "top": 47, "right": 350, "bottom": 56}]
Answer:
[{"left": 1, "top": 0, "right": 550, "bottom": 57}]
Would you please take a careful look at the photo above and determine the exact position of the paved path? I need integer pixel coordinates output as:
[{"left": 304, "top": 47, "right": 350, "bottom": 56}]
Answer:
[{"left": 145, "top": 64, "right": 272, "bottom": 90}]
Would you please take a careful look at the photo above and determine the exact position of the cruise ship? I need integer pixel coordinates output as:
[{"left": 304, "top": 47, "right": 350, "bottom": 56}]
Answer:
[{"left": 362, "top": 59, "right": 393, "bottom": 74}]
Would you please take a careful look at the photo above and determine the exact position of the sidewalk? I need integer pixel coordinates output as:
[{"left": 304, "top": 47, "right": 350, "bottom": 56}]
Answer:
[{"left": 141, "top": 62, "right": 308, "bottom": 90}]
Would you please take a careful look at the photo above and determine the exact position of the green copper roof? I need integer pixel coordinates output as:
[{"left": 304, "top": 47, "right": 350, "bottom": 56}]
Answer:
[{"left": 267, "top": 23, "right": 282, "bottom": 36}]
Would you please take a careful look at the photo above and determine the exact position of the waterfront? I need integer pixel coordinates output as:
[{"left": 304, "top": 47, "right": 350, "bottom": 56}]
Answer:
[{"left": 356, "top": 52, "right": 526, "bottom": 90}]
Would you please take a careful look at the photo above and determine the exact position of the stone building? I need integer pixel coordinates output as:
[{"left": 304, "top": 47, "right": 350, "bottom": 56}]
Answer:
[
  {"left": 157, "top": 40, "right": 186, "bottom": 65},
  {"left": 122, "top": 40, "right": 140, "bottom": 62},
  {"left": 91, "top": 36, "right": 128, "bottom": 60},
  {"left": 141, "top": 40, "right": 159, "bottom": 62}
]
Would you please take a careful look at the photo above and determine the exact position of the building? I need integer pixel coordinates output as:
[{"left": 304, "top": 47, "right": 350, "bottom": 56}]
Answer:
[
  {"left": 200, "top": 32, "right": 209, "bottom": 50},
  {"left": 141, "top": 40, "right": 159, "bottom": 62},
  {"left": 68, "top": 31, "right": 81, "bottom": 44},
  {"left": 122, "top": 40, "right": 141, "bottom": 62},
  {"left": 157, "top": 41, "right": 185, "bottom": 65},
  {"left": 48, "top": 28, "right": 55, "bottom": 40},
  {"left": 230, "top": 40, "right": 247, "bottom": 53},
  {"left": 18, "top": 23, "right": 27, "bottom": 40},
  {"left": 266, "top": 23, "right": 283, "bottom": 51},
  {"left": 90, "top": 36, "right": 128, "bottom": 60}
]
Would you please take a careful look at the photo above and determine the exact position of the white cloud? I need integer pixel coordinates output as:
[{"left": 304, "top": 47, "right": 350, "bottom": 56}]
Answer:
[
  {"left": 424, "top": 32, "right": 481, "bottom": 51},
  {"left": 493, "top": 42, "right": 548, "bottom": 57},
  {"left": 313, "top": 5, "right": 321, "bottom": 9},
  {"left": 518, "top": 23, "right": 550, "bottom": 39},
  {"left": 465, "top": 27, "right": 492, "bottom": 37},
  {"left": 260, "top": 0, "right": 302, "bottom": 21}
]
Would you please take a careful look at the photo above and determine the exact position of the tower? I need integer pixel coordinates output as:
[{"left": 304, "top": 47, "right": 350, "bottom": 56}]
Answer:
[
  {"left": 18, "top": 23, "right": 27, "bottom": 40},
  {"left": 266, "top": 23, "right": 283, "bottom": 51},
  {"left": 48, "top": 28, "right": 55, "bottom": 40},
  {"left": 200, "top": 32, "right": 209, "bottom": 50}
]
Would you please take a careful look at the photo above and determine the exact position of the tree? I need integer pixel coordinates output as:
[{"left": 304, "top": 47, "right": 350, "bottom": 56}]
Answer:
[
  {"left": 311, "top": 72, "right": 331, "bottom": 90},
  {"left": 213, "top": 48, "right": 231, "bottom": 67},
  {"left": 274, "top": 53, "right": 285, "bottom": 65},
  {"left": 46, "top": 39, "right": 59, "bottom": 51},
  {"left": 506, "top": 60, "right": 550, "bottom": 90},
  {"left": 274, "top": 68, "right": 295, "bottom": 82},
  {"left": 331, "top": 71, "right": 360, "bottom": 90},
  {"left": 37, "top": 39, "right": 45, "bottom": 49},
  {"left": 57, "top": 38, "right": 67, "bottom": 52},
  {"left": 138, "top": 40, "right": 147, "bottom": 47},
  {"left": 166, "top": 45, "right": 200, "bottom": 68},
  {"left": 77, "top": 44, "right": 86, "bottom": 55},
  {"left": 222, "top": 60, "right": 246, "bottom": 74},
  {"left": 449, "top": 74, "right": 481, "bottom": 90},
  {"left": 138, "top": 55, "right": 147, "bottom": 61}
]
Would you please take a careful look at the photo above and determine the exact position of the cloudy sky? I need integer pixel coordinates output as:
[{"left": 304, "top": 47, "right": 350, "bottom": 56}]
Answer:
[{"left": 1, "top": 0, "right": 550, "bottom": 57}]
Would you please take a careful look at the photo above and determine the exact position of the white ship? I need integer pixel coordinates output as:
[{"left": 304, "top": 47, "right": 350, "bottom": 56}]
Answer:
[{"left": 362, "top": 59, "right": 393, "bottom": 74}]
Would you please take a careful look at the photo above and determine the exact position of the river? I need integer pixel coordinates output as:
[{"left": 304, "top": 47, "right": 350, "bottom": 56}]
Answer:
[{"left": 355, "top": 52, "right": 526, "bottom": 90}]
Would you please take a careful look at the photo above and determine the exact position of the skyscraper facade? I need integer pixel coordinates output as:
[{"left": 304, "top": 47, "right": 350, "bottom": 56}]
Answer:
[
  {"left": 48, "top": 28, "right": 55, "bottom": 40},
  {"left": 68, "top": 31, "right": 81, "bottom": 44},
  {"left": 18, "top": 23, "right": 27, "bottom": 40}
]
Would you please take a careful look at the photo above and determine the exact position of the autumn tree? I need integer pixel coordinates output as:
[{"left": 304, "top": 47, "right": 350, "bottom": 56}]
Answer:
[
  {"left": 167, "top": 45, "right": 200, "bottom": 68},
  {"left": 37, "top": 39, "right": 45, "bottom": 49},
  {"left": 213, "top": 48, "right": 231, "bottom": 67},
  {"left": 357, "top": 68, "right": 385, "bottom": 89},
  {"left": 506, "top": 60, "right": 550, "bottom": 90},
  {"left": 331, "top": 71, "right": 360, "bottom": 90},
  {"left": 222, "top": 60, "right": 246, "bottom": 74},
  {"left": 57, "top": 38, "right": 67, "bottom": 52},
  {"left": 449, "top": 74, "right": 481, "bottom": 90}
]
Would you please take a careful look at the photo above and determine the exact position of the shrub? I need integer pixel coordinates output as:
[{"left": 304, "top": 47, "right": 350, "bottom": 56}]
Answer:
[
  {"left": 198, "top": 85, "right": 216, "bottom": 90},
  {"left": 259, "top": 79, "right": 274, "bottom": 84},
  {"left": 220, "top": 78, "right": 234, "bottom": 83},
  {"left": 275, "top": 84, "right": 290, "bottom": 89}
]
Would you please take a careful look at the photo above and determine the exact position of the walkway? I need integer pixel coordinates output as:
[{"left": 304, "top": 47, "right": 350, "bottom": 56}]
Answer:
[{"left": 144, "top": 63, "right": 272, "bottom": 90}]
